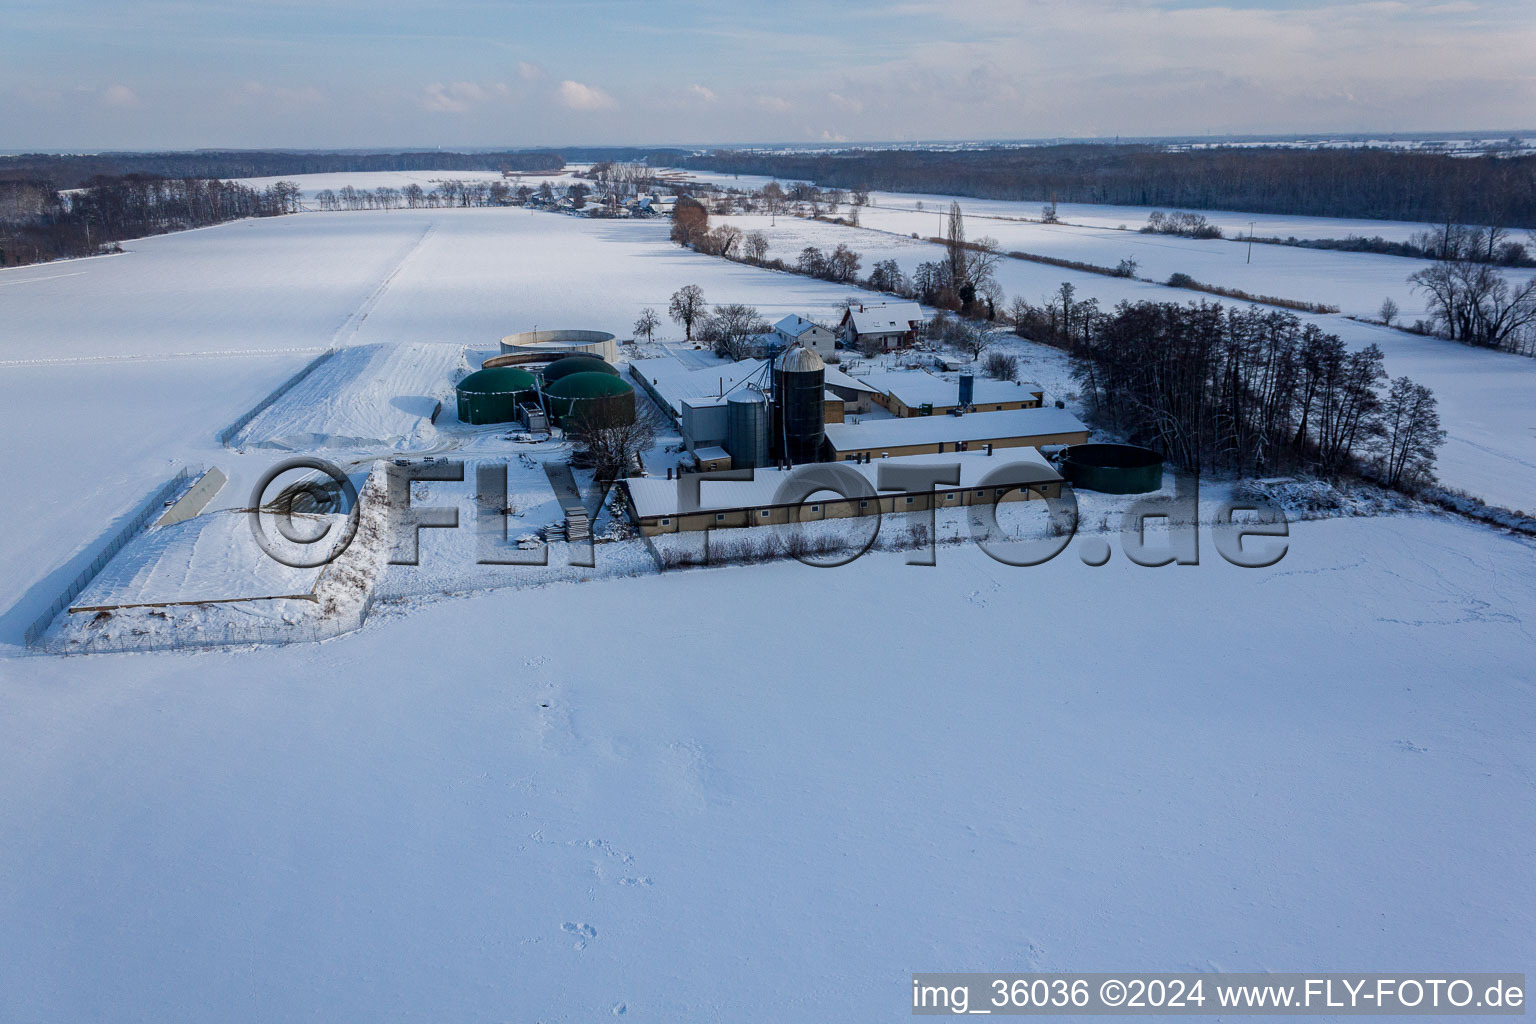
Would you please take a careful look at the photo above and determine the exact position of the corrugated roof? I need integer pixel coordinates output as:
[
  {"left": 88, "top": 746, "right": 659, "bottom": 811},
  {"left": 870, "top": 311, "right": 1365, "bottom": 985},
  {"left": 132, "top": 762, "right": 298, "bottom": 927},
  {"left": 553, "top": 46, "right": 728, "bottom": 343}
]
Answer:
[
  {"left": 825, "top": 406, "right": 1088, "bottom": 452},
  {"left": 625, "top": 449, "right": 1063, "bottom": 519},
  {"left": 861, "top": 370, "right": 1044, "bottom": 408}
]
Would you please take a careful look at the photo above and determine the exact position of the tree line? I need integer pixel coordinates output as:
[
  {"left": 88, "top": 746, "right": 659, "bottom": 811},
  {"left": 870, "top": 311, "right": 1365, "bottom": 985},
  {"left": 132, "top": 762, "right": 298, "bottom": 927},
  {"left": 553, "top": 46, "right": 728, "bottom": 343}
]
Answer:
[
  {"left": 1068, "top": 299, "right": 1443, "bottom": 487},
  {"left": 0, "top": 175, "right": 299, "bottom": 267},
  {"left": 682, "top": 145, "right": 1536, "bottom": 228},
  {"left": 0, "top": 150, "right": 564, "bottom": 191}
]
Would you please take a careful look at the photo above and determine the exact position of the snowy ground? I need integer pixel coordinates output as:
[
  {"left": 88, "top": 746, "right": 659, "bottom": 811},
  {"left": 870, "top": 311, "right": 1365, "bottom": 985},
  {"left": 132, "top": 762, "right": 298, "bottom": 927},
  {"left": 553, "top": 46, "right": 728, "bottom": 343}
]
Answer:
[
  {"left": 1, "top": 178, "right": 1533, "bottom": 1021},
  {"left": 233, "top": 342, "right": 464, "bottom": 450},
  {"left": 2, "top": 516, "right": 1534, "bottom": 1021},
  {"left": 666, "top": 166, "right": 1466, "bottom": 243}
]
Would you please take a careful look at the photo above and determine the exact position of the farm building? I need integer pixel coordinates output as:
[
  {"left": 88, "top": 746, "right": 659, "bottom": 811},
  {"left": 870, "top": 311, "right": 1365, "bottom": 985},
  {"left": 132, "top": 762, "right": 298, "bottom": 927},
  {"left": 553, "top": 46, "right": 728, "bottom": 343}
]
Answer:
[
  {"left": 838, "top": 301, "right": 926, "bottom": 351},
  {"left": 862, "top": 370, "right": 1045, "bottom": 417},
  {"left": 824, "top": 406, "right": 1089, "bottom": 461},
  {"left": 771, "top": 314, "right": 837, "bottom": 360},
  {"left": 624, "top": 449, "right": 1065, "bottom": 535}
]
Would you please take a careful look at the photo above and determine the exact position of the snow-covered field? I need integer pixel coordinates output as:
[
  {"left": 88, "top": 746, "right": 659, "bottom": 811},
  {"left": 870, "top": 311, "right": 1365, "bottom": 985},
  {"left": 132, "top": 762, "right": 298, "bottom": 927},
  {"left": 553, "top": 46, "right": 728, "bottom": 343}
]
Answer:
[
  {"left": 666, "top": 167, "right": 1461, "bottom": 243},
  {"left": 234, "top": 342, "right": 464, "bottom": 450},
  {"left": 1, "top": 181, "right": 1533, "bottom": 1021}
]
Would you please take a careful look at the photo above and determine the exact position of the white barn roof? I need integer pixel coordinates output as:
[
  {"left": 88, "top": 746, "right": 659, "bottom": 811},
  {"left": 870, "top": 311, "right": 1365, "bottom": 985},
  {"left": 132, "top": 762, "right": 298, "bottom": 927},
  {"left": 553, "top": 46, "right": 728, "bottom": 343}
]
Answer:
[
  {"left": 625, "top": 448, "right": 1062, "bottom": 519},
  {"left": 862, "top": 370, "right": 1043, "bottom": 408},
  {"left": 846, "top": 302, "right": 925, "bottom": 335},
  {"left": 825, "top": 406, "right": 1088, "bottom": 452}
]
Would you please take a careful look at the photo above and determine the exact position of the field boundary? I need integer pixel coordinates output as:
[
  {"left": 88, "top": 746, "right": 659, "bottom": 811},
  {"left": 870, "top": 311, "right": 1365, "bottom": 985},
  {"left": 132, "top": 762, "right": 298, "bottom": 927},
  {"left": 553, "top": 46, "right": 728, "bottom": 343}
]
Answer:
[
  {"left": 216, "top": 349, "right": 339, "bottom": 446},
  {"left": 22, "top": 466, "right": 201, "bottom": 649}
]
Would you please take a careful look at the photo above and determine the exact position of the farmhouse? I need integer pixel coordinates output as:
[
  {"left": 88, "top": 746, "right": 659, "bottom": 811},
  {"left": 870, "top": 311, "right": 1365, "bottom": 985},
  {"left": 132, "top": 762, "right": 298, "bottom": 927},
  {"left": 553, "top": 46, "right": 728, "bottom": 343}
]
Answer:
[
  {"left": 624, "top": 449, "right": 1066, "bottom": 535},
  {"left": 824, "top": 406, "right": 1089, "bottom": 461},
  {"left": 773, "top": 314, "right": 837, "bottom": 360},
  {"left": 839, "top": 301, "right": 925, "bottom": 351}
]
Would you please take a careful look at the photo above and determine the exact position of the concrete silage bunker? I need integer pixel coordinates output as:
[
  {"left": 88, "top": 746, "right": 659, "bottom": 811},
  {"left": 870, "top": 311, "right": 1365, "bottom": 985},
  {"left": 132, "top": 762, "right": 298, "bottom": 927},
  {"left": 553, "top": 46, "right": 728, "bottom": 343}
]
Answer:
[
  {"left": 1058, "top": 443, "right": 1164, "bottom": 494},
  {"left": 455, "top": 367, "right": 539, "bottom": 425}
]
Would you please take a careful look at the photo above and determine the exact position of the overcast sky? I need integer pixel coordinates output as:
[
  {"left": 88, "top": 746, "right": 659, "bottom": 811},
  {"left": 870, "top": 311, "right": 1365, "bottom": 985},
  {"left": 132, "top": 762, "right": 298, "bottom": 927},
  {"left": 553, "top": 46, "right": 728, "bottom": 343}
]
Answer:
[{"left": 4, "top": 0, "right": 1533, "bottom": 150}]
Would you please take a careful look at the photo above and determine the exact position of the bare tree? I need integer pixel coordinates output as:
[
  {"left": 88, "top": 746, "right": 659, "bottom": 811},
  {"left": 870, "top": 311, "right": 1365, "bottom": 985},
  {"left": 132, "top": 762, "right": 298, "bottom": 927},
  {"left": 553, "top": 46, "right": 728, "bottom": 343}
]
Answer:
[
  {"left": 668, "top": 285, "right": 706, "bottom": 341},
  {"left": 1378, "top": 297, "right": 1399, "bottom": 326},
  {"left": 743, "top": 230, "right": 770, "bottom": 263},
  {"left": 670, "top": 196, "right": 710, "bottom": 247},
  {"left": 983, "top": 351, "right": 1020, "bottom": 381},
  {"left": 699, "top": 303, "right": 769, "bottom": 359},
  {"left": 633, "top": 307, "right": 661, "bottom": 344},
  {"left": 1375, "top": 376, "right": 1445, "bottom": 488},
  {"left": 566, "top": 401, "right": 658, "bottom": 484}
]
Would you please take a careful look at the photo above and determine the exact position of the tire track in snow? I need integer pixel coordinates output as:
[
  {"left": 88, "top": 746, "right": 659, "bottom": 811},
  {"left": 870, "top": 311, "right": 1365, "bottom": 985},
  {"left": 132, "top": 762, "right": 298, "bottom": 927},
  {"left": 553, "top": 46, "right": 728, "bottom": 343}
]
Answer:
[{"left": 327, "top": 221, "right": 436, "bottom": 349}]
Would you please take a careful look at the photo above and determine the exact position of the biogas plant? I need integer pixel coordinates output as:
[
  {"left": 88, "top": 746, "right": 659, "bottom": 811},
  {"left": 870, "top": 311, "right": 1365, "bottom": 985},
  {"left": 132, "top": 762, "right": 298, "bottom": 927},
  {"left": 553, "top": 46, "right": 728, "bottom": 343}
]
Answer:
[{"left": 456, "top": 331, "right": 634, "bottom": 431}]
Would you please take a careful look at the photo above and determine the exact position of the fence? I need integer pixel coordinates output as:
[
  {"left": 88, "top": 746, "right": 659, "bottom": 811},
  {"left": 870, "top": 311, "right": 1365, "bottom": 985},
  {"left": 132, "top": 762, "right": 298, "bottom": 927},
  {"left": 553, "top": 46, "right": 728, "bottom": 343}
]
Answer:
[
  {"left": 22, "top": 466, "right": 201, "bottom": 649},
  {"left": 26, "top": 592, "right": 377, "bottom": 656},
  {"left": 215, "top": 348, "right": 339, "bottom": 447}
]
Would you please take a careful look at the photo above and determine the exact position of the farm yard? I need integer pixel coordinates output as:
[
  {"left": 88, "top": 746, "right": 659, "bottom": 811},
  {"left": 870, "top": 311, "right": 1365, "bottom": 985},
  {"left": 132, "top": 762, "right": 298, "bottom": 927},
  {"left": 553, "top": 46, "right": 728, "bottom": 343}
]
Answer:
[{"left": 1, "top": 172, "right": 1533, "bottom": 1022}]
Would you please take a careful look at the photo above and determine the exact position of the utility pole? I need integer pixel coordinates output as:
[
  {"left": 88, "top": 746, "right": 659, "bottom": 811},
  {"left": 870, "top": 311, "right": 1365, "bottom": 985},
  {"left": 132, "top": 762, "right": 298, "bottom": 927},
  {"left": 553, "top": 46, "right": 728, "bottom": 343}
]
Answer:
[{"left": 1246, "top": 222, "right": 1254, "bottom": 264}]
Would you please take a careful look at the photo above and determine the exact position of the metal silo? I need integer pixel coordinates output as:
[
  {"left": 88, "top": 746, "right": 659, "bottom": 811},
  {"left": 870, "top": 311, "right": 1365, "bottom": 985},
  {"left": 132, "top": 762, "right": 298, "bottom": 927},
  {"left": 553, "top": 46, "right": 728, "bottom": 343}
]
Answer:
[
  {"left": 773, "top": 346, "right": 826, "bottom": 464},
  {"left": 725, "top": 389, "right": 770, "bottom": 469}
]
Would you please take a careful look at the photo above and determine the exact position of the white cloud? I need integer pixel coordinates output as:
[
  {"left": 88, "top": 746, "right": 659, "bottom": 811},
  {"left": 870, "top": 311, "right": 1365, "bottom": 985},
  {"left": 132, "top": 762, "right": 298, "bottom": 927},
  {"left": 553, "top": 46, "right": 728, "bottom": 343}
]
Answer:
[
  {"left": 518, "top": 61, "right": 545, "bottom": 81},
  {"left": 756, "top": 95, "right": 792, "bottom": 113},
  {"left": 558, "top": 80, "right": 615, "bottom": 111},
  {"left": 420, "top": 81, "right": 509, "bottom": 113},
  {"left": 688, "top": 83, "right": 717, "bottom": 103},
  {"left": 102, "top": 84, "right": 139, "bottom": 108},
  {"left": 826, "top": 91, "right": 863, "bottom": 114}
]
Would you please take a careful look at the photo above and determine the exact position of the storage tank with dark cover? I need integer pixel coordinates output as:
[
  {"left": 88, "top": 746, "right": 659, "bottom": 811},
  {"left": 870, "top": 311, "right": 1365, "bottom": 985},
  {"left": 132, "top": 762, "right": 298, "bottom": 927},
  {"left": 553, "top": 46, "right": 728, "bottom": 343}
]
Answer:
[
  {"left": 543, "top": 371, "right": 635, "bottom": 426},
  {"left": 542, "top": 354, "right": 618, "bottom": 384},
  {"left": 1059, "top": 443, "right": 1164, "bottom": 494},
  {"left": 455, "top": 366, "right": 539, "bottom": 425},
  {"left": 773, "top": 346, "right": 826, "bottom": 464}
]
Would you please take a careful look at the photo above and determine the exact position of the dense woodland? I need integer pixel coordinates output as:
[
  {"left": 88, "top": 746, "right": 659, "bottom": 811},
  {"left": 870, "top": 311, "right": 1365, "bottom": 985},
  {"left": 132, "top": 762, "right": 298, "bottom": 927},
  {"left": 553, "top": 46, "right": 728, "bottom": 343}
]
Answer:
[
  {"left": 1064, "top": 300, "right": 1443, "bottom": 486},
  {"left": 0, "top": 150, "right": 564, "bottom": 191},
  {"left": 0, "top": 176, "right": 300, "bottom": 267},
  {"left": 684, "top": 146, "right": 1536, "bottom": 228}
]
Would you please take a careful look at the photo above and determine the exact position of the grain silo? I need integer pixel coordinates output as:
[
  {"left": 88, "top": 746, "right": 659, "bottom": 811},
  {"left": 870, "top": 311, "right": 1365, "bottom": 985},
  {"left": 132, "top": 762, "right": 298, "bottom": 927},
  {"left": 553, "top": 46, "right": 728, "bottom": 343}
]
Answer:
[
  {"left": 543, "top": 371, "right": 635, "bottom": 426},
  {"left": 725, "top": 389, "right": 770, "bottom": 469},
  {"left": 773, "top": 346, "right": 826, "bottom": 464},
  {"left": 455, "top": 367, "right": 539, "bottom": 425}
]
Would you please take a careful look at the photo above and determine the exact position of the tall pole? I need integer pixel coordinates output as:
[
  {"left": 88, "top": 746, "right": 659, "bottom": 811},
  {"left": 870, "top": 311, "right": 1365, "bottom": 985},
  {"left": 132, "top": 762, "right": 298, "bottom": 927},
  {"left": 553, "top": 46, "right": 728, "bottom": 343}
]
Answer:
[{"left": 1246, "top": 222, "right": 1254, "bottom": 264}]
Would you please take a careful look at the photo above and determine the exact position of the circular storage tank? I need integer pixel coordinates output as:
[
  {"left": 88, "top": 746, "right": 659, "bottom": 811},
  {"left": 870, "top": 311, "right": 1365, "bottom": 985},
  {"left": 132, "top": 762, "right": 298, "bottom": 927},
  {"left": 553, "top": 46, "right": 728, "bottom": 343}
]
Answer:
[
  {"left": 456, "top": 366, "right": 539, "bottom": 425},
  {"left": 725, "top": 389, "right": 770, "bottom": 469},
  {"left": 543, "top": 354, "right": 619, "bottom": 384},
  {"left": 773, "top": 346, "right": 825, "bottom": 464},
  {"left": 500, "top": 328, "right": 618, "bottom": 362},
  {"left": 543, "top": 371, "right": 635, "bottom": 426},
  {"left": 1059, "top": 443, "right": 1164, "bottom": 494}
]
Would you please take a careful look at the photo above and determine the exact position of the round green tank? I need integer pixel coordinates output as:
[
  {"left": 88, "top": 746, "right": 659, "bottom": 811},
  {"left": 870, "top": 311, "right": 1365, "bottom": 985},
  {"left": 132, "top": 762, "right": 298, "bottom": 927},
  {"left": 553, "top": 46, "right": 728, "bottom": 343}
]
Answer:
[
  {"left": 542, "top": 354, "right": 618, "bottom": 384},
  {"left": 543, "top": 371, "right": 635, "bottom": 426},
  {"left": 1059, "top": 443, "right": 1164, "bottom": 494},
  {"left": 455, "top": 367, "right": 538, "bottom": 425}
]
